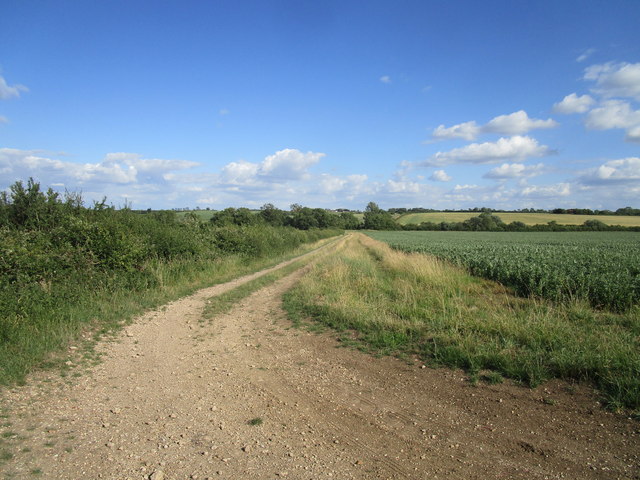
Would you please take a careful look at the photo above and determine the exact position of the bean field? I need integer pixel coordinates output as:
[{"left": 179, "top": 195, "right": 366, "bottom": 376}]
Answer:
[{"left": 366, "top": 231, "right": 640, "bottom": 312}]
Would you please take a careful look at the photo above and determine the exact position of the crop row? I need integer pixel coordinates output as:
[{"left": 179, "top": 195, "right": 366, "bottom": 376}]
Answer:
[{"left": 367, "top": 231, "right": 640, "bottom": 312}]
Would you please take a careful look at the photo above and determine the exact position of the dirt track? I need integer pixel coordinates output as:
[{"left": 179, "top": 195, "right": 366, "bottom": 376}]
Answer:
[{"left": 1, "top": 241, "right": 638, "bottom": 479}]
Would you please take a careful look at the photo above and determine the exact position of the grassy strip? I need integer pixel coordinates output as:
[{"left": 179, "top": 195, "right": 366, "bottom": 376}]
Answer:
[
  {"left": 283, "top": 233, "right": 640, "bottom": 411},
  {"left": 0, "top": 235, "right": 339, "bottom": 387},
  {"left": 202, "top": 236, "right": 342, "bottom": 319}
]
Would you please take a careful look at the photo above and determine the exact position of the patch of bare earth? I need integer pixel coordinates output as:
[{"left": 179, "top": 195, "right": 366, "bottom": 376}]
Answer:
[{"left": 1, "top": 250, "right": 638, "bottom": 479}]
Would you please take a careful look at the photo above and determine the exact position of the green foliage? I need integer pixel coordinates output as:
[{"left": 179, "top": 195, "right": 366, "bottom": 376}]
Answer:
[
  {"left": 363, "top": 202, "right": 398, "bottom": 230},
  {"left": 259, "top": 203, "right": 286, "bottom": 226},
  {"left": 368, "top": 231, "right": 640, "bottom": 312},
  {"left": 209, "top": 207, "right": 261, "bottom": 226},
  {"left": 338, "top": 211, "right": 360, "bottom": 229},
  {"left": 0, "top": 179, "right": 341, "bottom": 386}
]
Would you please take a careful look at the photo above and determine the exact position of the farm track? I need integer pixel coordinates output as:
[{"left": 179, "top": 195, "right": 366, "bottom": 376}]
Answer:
[{"left": 1, "top": 235, "right": 638, "bottom": 479}]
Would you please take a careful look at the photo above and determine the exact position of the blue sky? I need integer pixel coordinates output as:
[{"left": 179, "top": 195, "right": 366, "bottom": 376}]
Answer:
[{"left": 1, "top": 0, "right": 639, "bottom": 210}]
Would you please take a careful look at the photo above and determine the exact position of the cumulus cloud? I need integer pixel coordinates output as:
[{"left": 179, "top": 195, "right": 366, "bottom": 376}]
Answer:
[
  {"left": 221, "top": 160, "right": 260, "bottom": 184},
  {"left": 430, "top": 110, "right": 557, "bottom": 141},
  {"left": 552, "top": 93, "right": 595, "bottom": 114},
  {"left": 626, "top": 125, "right": 640, "bottom": 143},
  {"left": 520, "top": 183, "right": 571, "bottom": 198},
  {"left": 260, "top": 149, "right": 324, "bottom": 180},
  {"left": 431, "top": 121, "right": 480, "bottom": 141},
  {"left": 0, "top": 148, "right": 199, "bottom": 186},
  {"left": 483, "top": 111, "right": 558, "bottom": 135},
  {"left": 0, "top": 76, "right": 28, "bottom": 100},
  {"left": 318, "top": 174, "right": 347, "bottom": 194},
  {"left": 103, "top": 152, "right": 199, "bottom": 173},
  {"left": 423, "top": 136, "right": 552, "bottom": 167},
  {"left": 429, "top": 169, "right": 452, "bottom": 182},
  {"left": 584, "top": 99, "right": 640, "bottom": 141},
  {"left": 483, "top": 162, "right": 546, "bottom": 179},
  {"left": 380, "top": 75, "right": 391, "bottom": 84},
  {"left": 579, "top": 157, "right": 640, "bottom": 185},
  {"left": 386, "top": 179, "right": 421, "bottom": 193},
  {"left": 584, "top": 62, "right": 640, "bottom": 100},
  {"left": 217, "top": 149, "right": 325, "bottom": 185}
]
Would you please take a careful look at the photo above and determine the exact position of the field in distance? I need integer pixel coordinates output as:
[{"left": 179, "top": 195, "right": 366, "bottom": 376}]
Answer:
[{"left": 396, "top": 212, "right": 640, "bottom": 226}]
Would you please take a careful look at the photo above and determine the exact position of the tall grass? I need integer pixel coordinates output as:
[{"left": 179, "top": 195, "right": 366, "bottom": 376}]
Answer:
[{"left": 283, "top": 234, "right": 640, "bottom": 410}]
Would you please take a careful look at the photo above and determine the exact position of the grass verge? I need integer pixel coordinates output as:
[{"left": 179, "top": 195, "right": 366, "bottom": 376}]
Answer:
[
  {"left": 0, "top": 235, "right": 341, "bottom": 387},
  {"left": 283, "top": 233, "right": 640, "bottom": 411},
  {"left": 202, "top": 237, "right": 340, "bottom": 319}
]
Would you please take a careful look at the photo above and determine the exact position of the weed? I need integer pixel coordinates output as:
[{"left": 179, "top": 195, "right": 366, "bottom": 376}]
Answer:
[
  {"left": 248, "top": 417, "right": 263, "bottom": 426},
  {"left": 482, "top": 372, "right": 504, "bottom": 384}
]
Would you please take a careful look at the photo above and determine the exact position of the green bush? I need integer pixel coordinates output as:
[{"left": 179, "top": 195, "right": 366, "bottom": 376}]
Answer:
[{"left": 0, "top": 179, "right": 341, "bottom": 385}]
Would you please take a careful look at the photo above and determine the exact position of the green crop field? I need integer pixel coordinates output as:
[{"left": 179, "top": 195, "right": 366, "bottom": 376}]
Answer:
[
  {"left": 175, "top": 210, "right": 216, "bottom": 221},
  {"left": 396, "top": 212, "right": 640, "bottom": 226},
  {"left": 366, "top": 231, "right": 640, "bottom": 312}
]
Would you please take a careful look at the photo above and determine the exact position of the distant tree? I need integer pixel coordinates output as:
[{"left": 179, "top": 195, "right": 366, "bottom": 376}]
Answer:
[
  {"left": 582, "top": 219, "right": 608, "bottom": 231},
  {"left": 259, "top": 203, "right": 286, "bottom": 226},
  {"left": 506, "top": 221, "right": 527, "bottom": 231},
  {"left": 462, "top": 212, "right": 505, "bottom": 231},
  {"left": 338, "top": 211, "right": 360, "bottom": 229},
  {"left": 289, "top": 206, "right": 319, "bottom": 230},
  {"left": 363, "top": 202, "right": 398, "bottom": 230},
  {"left": 210, "top": 207, "right": 259, "bottom": 226}
]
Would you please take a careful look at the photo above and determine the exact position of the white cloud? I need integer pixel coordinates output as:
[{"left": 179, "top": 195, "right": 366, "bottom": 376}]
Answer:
[
  {"left": 520, "top": 183, "right": 571, "bottom": 198},
  {"left": 319, "top": 174, "right": 347, "bottom": 194},
  {"left": 584, "top": 62, "right": 640, "bottom": 100},
  {"left": 626, "top": 125, "right": 640, "bottom": 143},
  {"left": 0, "top": 148, "right": 198, "bottom": 186},
  {"left": 483, "top": 110, "right": 558, "bottom": 135},
  {"left": 103, "top": 152, "right": 199, "bottom": 173},
  {"left": 221, "top": 160, "right": 260, "bottom": 184},
  {"left": 260, "top": 149, "right": 324, "bottom": 180},
  {"left": 484, "top": 162, "right": 546, "bottom": 179},
  {"left": 387, "top": 179, "right": 421, "bottom": 193},
  {"left": 431, "top": 121, "right": 480, "bottom": 141},
  {"left": 579, "top": 157, "right": 640, "bottom": 185},
  {"left": 576, "top": 48, "right": 596, "bottom": 63},
  {"left": 585, "top": 99, "right": 640, "bottom": 129},
  {"left": 380, "top": 75, "right": 391, "bottom": 84},
  {"left": 424, "top": 136, "right": 552, "bottom": 167},
  {"left": 0, "top": 76, "right": 28, "bottom": 100},
  {"left": 552, "top": 93, "right": 595, "bottom": 114},
  {"left": 431, "top": 110, "right": 557, "bottom": 141},
  {"left": 429, "top": 169, "right": 452, "bottom": 182},
  {"left": 219, "top": 108, "right": 230, "bottom": 116},
  {"left": 0, "top": 115, "right": 7, "bottom": 124}
]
